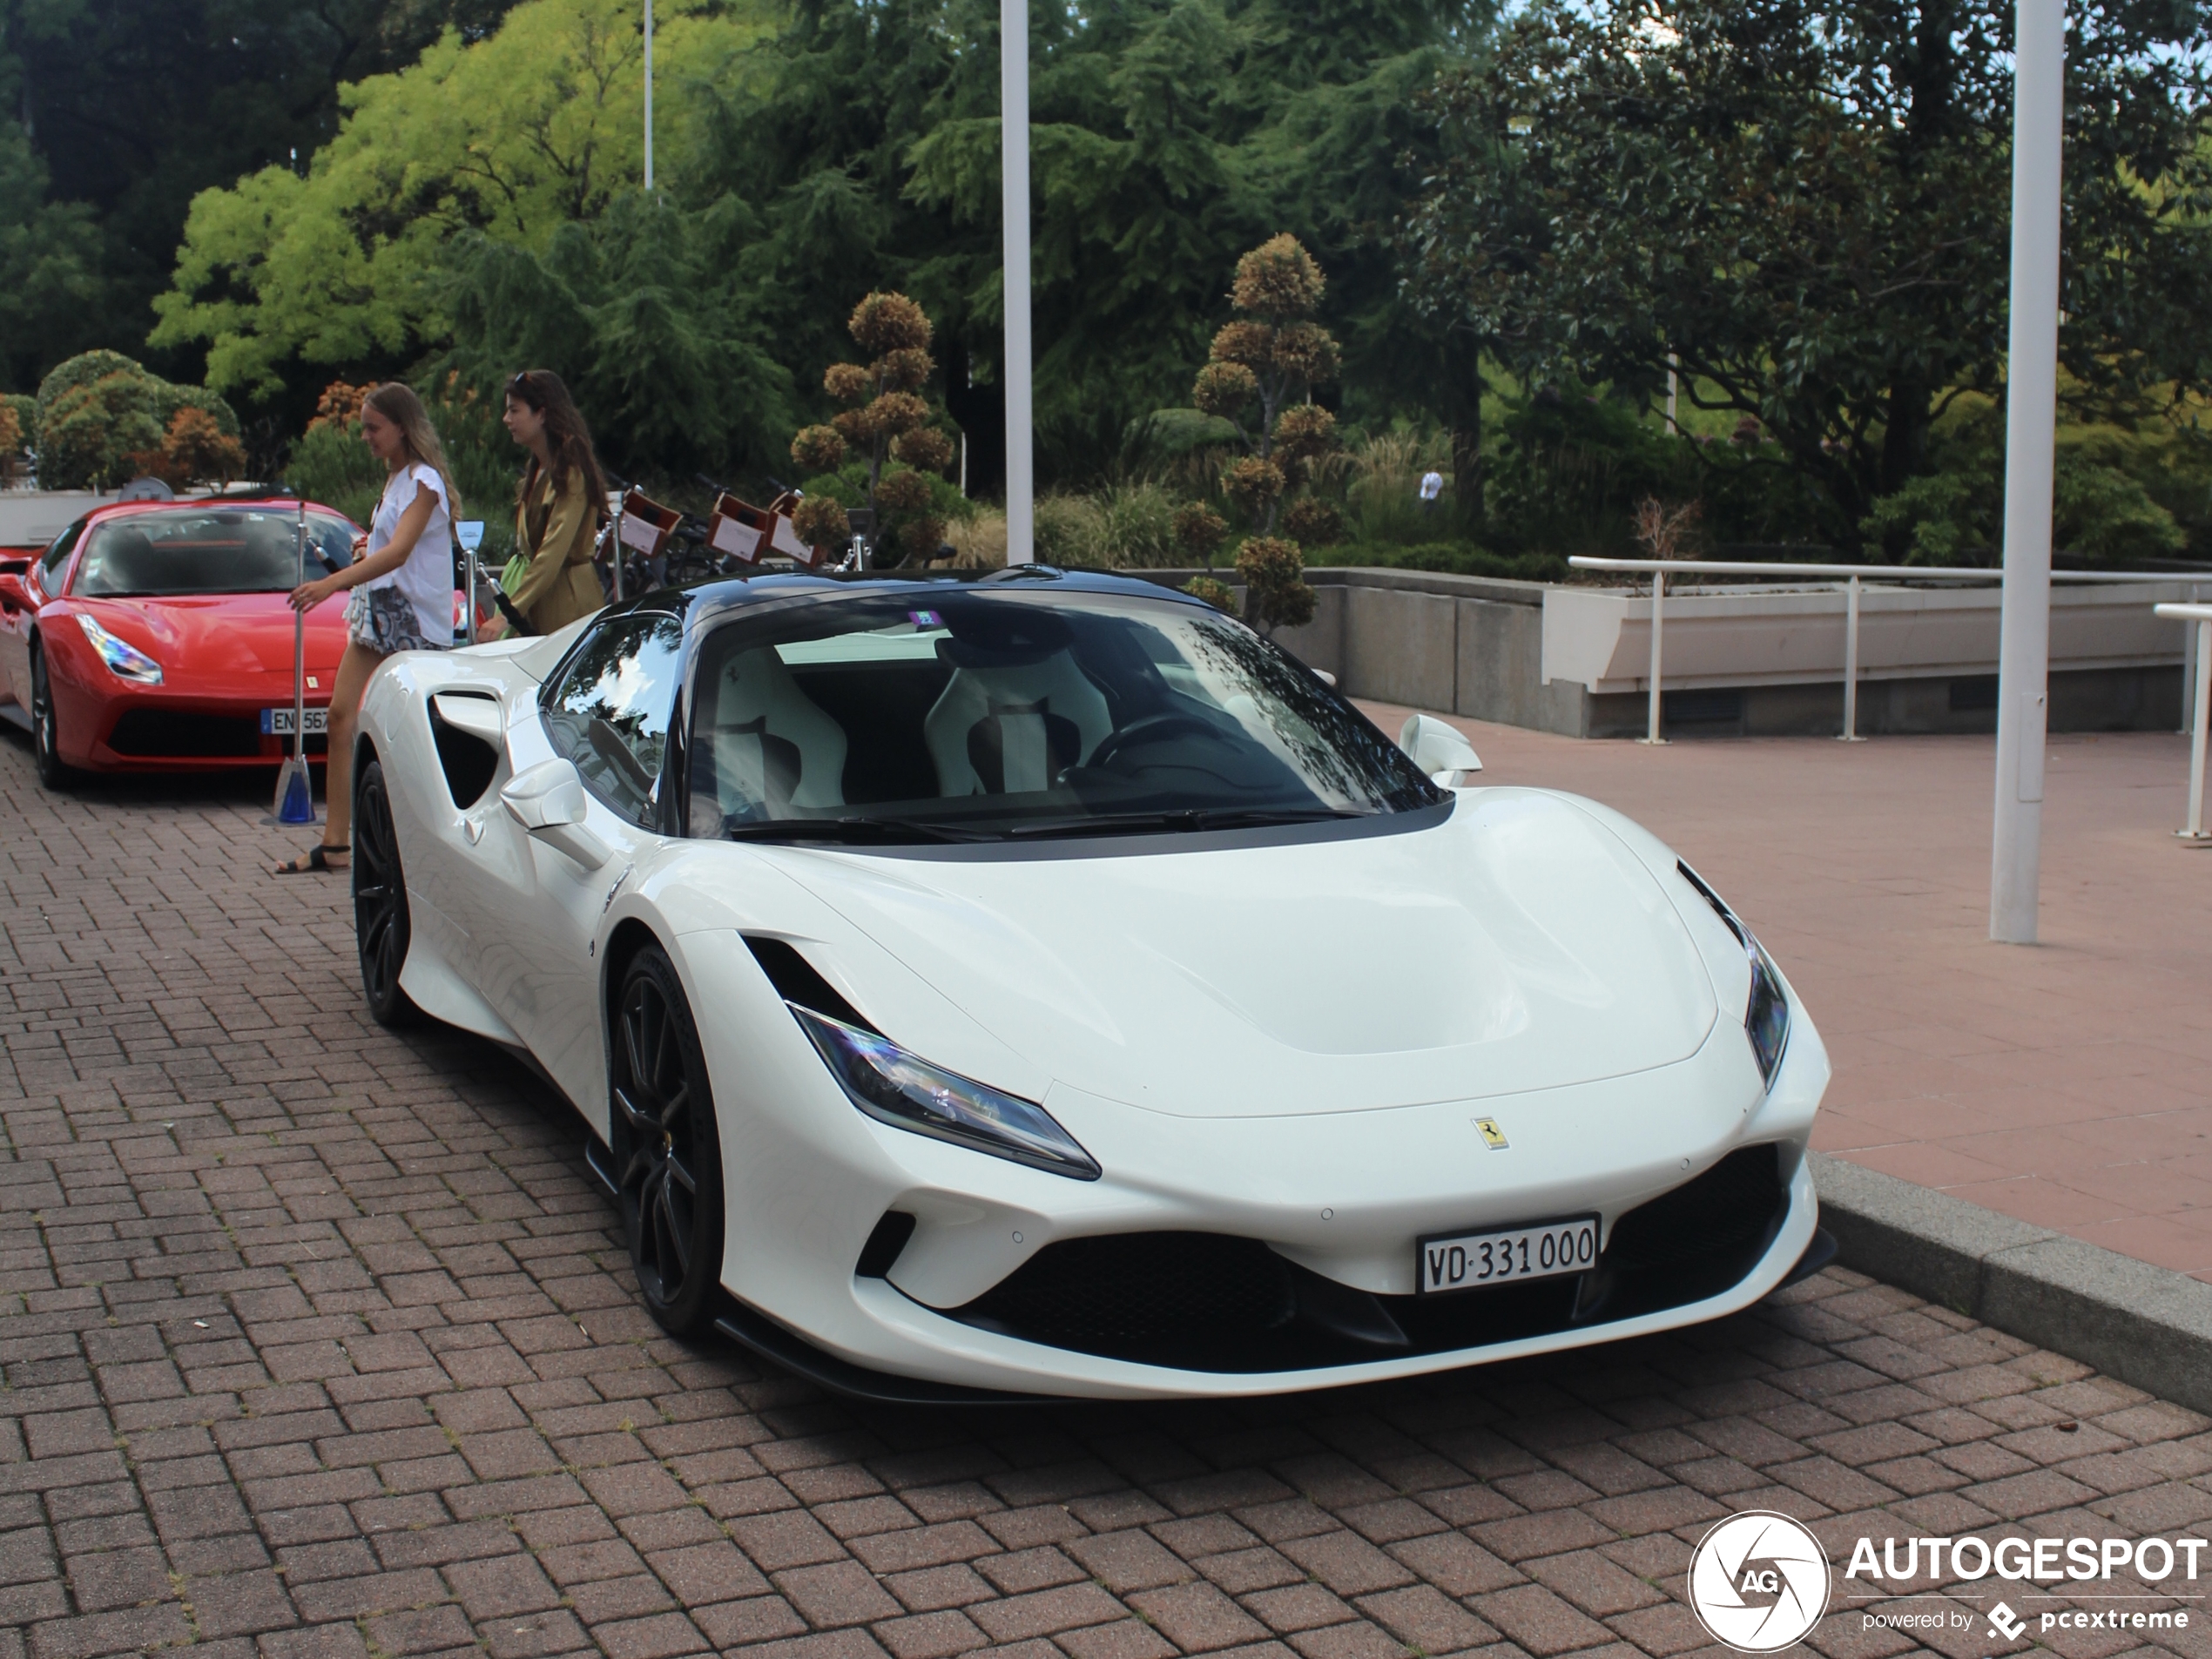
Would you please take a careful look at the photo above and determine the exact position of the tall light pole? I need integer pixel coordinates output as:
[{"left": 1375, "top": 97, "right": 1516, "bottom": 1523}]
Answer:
[
  {"left": 643, "top": 0, "right": 655, "bottom": 191},
  {"left": 1990, "top": 0, "right": 2064, "bottom": 943},
  {"left": 1001, "top": 0, "right": 1035, "bottom": 564}
]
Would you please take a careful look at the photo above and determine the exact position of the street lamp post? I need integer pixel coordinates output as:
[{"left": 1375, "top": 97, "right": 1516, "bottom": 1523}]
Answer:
[
  {"left": 1990, "top": 0, "right": 2065, "bottom": 943},
  {"left": 643, "top": 0, "right": 655, "bottom": 191},
  {"left": 1001, "top": 0, "right": 1034, "bottom": 565}
]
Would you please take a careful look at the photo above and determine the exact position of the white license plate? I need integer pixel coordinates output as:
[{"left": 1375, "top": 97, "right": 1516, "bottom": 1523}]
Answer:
[
  {"left": 260, "top": 707, "right": 327, "bottom": 735},
  {"left": 1419, "top": 1216, "right": 1599, "bottom": 1293}
]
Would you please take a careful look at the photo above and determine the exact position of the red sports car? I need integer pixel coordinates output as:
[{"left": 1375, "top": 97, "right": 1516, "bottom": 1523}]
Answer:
[{"left": 0, "top": 497, "right": 367, "bottom": 786}]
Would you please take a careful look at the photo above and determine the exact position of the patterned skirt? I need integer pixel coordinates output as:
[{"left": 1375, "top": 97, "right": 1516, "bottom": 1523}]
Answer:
[{"left": 345, "top": 584, "right": 445, "bottom": 655}]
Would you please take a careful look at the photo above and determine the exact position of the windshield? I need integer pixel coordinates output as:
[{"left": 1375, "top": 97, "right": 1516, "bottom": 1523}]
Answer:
[
  {"left": 685, "top": 588, "right": 1440, "bottom": 842},
  {"left": 72, "top": 509, "right": 354, "bottom": 597}
]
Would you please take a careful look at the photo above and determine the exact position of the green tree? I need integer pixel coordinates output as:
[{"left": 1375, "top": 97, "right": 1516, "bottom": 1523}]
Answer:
[
  {"left": 0, "top": 0, "right": 526, "bottom": 383},
  {"left": 436, "top": 191, "right": 796, "bottom": 483},
  {"left": 150, "top": 0, "right": 767, "bottom": 398},
  {"left": 0, "top": 123, "right": 108, "bottom": 391},
  {"left": 149, "top": 0, "right": 1490, "bottom": 488},
  {"left": 1399, "top": 0, "right": 2212, "bottom": 551}
]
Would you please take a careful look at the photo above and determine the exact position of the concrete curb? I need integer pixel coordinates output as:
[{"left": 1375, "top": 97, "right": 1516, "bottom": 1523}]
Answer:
[{"left": 1811, "top": 1152, "right": 2212, "bottom": 1417}]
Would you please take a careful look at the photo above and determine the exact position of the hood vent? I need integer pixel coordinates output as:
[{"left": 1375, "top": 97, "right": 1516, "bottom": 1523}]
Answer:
[{"left": 743, "top": 935, "right": 874, "bottom": 1030}]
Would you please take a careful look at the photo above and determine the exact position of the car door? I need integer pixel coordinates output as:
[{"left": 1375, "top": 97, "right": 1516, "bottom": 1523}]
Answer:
[
  {"left": 0, "top": 523, "right": 79, "bottom": 709},
  {"left": 483, "top": 609, "right": 687, "bottom": 1116}
]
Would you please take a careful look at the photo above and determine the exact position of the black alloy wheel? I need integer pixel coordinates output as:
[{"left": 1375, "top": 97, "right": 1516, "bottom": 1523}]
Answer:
[
  {"left": 610, "top": 947, "right": 725, "bottom": 1335},
  {"left": 30, "top": 644, "right": 76, "bottom": 790},
  {"left": 352, "top": 755, "right": 417, "bottom": 1027}
]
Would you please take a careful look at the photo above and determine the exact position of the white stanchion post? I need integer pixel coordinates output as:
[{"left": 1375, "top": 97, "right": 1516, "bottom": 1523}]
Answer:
[
  {"left": 1642, "top": 571, "right": 1667, "bottom": 745},
  {"left": 457, "top": 520, "right": 484, "bottom": 646},
  {"left": 2186, "top": 618, "right": 2211, "bottom": 842},
  {"left": 1991, "top": 0, "right": 2065, "bottom": 944},
  {"left": 643, "top": 0, "right": 654, "bottom": 191},
  {"left": 1841, "top": 575, "right": 1864, "bottom": 741},
  {"left": 2184, "top": 583, "right": 2201, "bottom": 735},
  {"left": 1001, "top": 0, "right": 1034, "bottom": 566}
]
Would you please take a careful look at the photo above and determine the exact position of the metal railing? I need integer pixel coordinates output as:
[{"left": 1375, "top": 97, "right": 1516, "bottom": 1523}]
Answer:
[
  {"left": 2155, "top": 602, "right": 2212, "bottom": 843},
  {"left": 1568, "top": 556, "right": 2209, "bottom": 744}
]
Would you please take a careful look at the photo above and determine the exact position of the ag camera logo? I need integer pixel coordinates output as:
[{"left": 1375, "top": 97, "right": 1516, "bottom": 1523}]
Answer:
[{"left": 1688, "top": 1511, "right": 1831, "bottom": 1652}]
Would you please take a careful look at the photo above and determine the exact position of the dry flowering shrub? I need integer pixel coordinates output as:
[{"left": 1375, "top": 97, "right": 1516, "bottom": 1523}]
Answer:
[
  {"left": 1634, "top": 495, "right": 1703, "bottom": 559},
  {"left": 1182, "top": 574, "right": 1238, "bottom": 612},
  {"left": 873, "top": 469, "right": 932, "bottom": 514},
  {"left": 1171, "top": 235, "right": 1337, "bottom": 633},
  {"left": 1193, "top": 361, "right": 1258, "bottom": 419},
  {"left": 1172, "top": 502, "right": 1229, "bottom": 560},
  {"left": 308, "top": 379, "right": 373, "bottom": 432},
  {"left": 892, "top": 426, "right": 954, "bottom": 472},
  {"left": 1222, "top": 456, "right": 1285, "bottom": 519},
  {"left": 1281, "top": 496, "right": 1343, "bottom": 546},
  {"left": 789, "top": 289, "right": 956, "bottom": 565},
  {"left": 1235, "top": 536, "right": 1317, "bottom": 634},
  {"left": 160, "top": 408, "right": 245, "bottom": 486},
  {"left": 791, "top": 495, "right": 851, "bottom": 556},
  {"left": 791, "top": 425, "right": 846, "bottom": 473}
]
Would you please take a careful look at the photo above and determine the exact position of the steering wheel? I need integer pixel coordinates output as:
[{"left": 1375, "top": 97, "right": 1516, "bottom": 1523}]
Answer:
[{"left": 1085, "top": 714, "right": 1219, "bottom": 772}]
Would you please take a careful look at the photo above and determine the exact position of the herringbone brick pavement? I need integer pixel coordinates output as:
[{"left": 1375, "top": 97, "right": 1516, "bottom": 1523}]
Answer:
[{"left": 3, "top": 736, "right": 2210, "bottom": 1659}]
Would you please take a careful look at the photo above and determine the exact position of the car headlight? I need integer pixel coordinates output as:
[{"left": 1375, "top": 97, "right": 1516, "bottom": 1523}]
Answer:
[
  {"left": 792, "top": 1006, "right": 1102, "bottom": 1180},
  {"left": 1677, "top": 860, "right": 1790, "bottom": 1090},
  {"left": 77, "top": 614, "right": 163, "bottom": 685}
]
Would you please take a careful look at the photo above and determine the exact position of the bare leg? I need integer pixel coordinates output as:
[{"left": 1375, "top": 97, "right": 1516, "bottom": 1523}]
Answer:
[{"left": 275, "top": 639, "right": 383, "bottom": 873}]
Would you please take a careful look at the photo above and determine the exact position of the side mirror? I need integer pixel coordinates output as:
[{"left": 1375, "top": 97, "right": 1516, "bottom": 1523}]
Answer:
[
  {"left": 501, "top": 757, "right": 612, "bottom": 867},
  {"left": 1399, "top": 712, "right": 1482, "bottom": 787},
  {"left": 0, "top": 572, "right": 24, "bottom": 615}
]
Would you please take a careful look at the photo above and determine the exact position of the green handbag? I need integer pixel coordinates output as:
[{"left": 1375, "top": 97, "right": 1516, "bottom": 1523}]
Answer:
[{"left": 499, "top": 552, "right": 529, "bottom": 594}]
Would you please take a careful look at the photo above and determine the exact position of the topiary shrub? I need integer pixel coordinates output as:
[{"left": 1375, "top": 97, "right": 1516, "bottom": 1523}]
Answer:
[{"left": 1234, "top": 535, "right": 1317, "bottom": 635}]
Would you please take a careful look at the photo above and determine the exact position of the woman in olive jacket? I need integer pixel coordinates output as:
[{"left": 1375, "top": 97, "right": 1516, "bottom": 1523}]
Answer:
[{"left": 484, "top": 370, "right": 609, "bottom": 638}]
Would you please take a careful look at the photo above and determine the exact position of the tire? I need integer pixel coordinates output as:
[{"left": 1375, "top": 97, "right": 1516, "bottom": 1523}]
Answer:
[
  {"left": 352, "top": 755, "right": 418, "bottom": 1027},
  {"left": 30, "top": 644, "right": 78, "bottom": 790},
  {"left": 610, "top": 947, "right": 725, "bottom": 1336}
]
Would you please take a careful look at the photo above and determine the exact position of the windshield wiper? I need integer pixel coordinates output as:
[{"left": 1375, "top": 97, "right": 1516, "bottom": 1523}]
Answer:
[
  {"left": 723, "top": 815, "right": 1003, "bottom": 845},
  {"left": 1007, "top": 807, "right": 1372, "bottom": 840}
]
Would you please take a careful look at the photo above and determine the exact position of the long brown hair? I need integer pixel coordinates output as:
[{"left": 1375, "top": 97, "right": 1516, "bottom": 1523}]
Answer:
[
  {"left": 361, "top": 381, "right": 460, "bottom": 519},
  {"left": 506, "top": 369, "right": 607, "bottom": 521}
]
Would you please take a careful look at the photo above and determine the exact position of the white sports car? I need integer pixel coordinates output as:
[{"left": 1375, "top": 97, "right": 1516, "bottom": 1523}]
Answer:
[{"left": 349, "top": 569, "right": 1831, "bottom": 1401}]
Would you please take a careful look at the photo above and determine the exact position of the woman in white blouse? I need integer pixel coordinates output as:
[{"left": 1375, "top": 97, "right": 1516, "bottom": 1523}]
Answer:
[{"left": 274, "top": 382, "right": 459, "bottom": 875}]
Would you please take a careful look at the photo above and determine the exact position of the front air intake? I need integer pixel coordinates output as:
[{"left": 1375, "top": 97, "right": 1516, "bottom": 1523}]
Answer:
[{"left": 939, "top": 1145, "right": 1793, "bottom": 1373}]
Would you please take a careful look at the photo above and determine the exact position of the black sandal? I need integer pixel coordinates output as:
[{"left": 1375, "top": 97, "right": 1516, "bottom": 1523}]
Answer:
[{"left": 274, "top": 843, "right": 349, "bottom": 875}]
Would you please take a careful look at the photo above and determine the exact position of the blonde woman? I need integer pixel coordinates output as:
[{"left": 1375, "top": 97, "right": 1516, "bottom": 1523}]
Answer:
[{"left": 274, "top": 382, "right": 458, "bottom": 875}]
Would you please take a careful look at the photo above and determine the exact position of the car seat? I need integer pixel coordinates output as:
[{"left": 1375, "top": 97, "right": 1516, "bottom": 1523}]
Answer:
[
  {"left": 710, "top": 646, "right": 848, "bottom": 819},
  {"left": 924, "top": 647, "right": 1112, "bottom": 795}
]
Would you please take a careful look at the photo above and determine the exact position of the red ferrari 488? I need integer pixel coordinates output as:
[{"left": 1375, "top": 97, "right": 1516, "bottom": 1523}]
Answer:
[{"left": 0, "top": 497, "right": 367, "bottom": 786}]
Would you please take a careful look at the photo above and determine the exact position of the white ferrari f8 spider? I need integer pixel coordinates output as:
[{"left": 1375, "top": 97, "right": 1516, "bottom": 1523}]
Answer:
[{"left": 347, "top": 569, "right": 1831, "bottom": 1400}]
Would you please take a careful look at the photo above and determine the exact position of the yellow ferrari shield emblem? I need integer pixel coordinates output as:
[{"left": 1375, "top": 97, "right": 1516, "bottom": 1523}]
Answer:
[{"left": 1474, "top": 1117, "right": 1509, "bottom": 1150}]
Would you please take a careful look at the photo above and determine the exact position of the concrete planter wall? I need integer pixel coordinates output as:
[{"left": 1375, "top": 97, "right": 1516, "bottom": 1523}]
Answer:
[{"left": 1132, "top": 566, "right": 2205, "bottom": 738}]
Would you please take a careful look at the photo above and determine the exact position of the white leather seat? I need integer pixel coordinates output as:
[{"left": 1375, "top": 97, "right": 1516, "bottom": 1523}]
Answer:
[
  {"left": 711, "top": 647, "right": 848, "bottom": 818},
  {"left": 924, "top": 651, "right": 1112, "bottom": 795}
]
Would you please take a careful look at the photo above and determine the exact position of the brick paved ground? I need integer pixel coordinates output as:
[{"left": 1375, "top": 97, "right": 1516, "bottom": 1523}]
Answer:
[
  {"left": 8, "top": 736, "right": 2212, "bottom": 1659},
  {"left": 1362, "top": 706, "right": 2212, "bottom": 1282}
]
